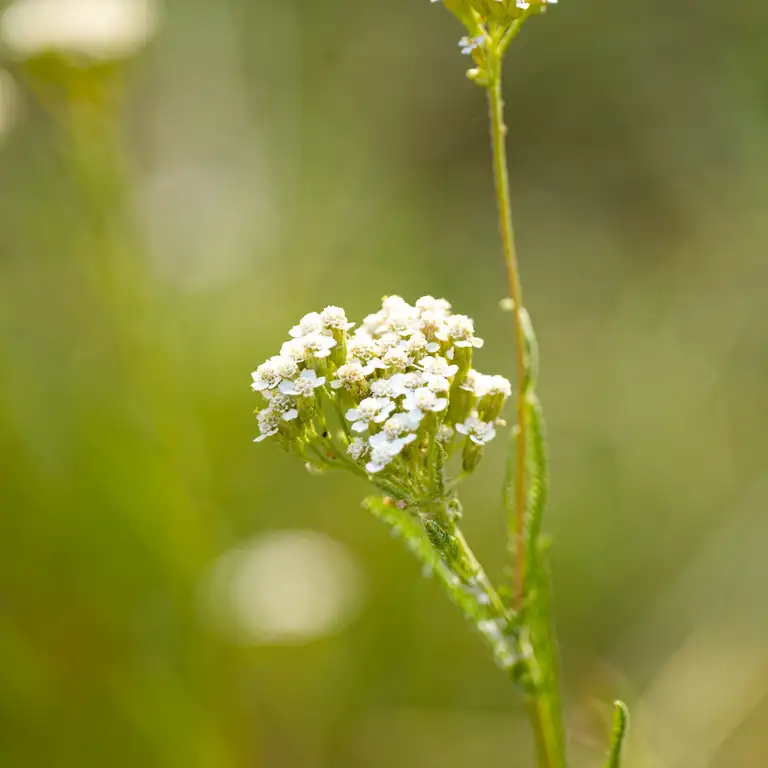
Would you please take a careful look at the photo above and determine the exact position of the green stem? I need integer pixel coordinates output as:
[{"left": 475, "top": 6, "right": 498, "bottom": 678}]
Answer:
[
  {"left": 487, "top": 53, "right": 528, "bottom": 613},
  {"left": 486, "top": 43, "right": 565, "bottom": 768}
]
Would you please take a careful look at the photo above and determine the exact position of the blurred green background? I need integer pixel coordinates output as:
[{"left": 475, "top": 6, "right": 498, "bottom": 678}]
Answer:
[{"left": 1, "top": 0, "right": 767, "bottom": 766}]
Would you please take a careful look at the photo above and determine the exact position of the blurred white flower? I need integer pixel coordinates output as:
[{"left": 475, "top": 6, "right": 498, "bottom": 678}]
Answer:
[
  {"left": 200, "top": 531, "right": 363, "bottom": 645},
  {"left": 1, "top": 0, "right": 159, "bottom": 60}
]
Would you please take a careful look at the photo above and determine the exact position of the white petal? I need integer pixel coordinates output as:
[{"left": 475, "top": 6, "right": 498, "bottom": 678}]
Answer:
[
  {"left": 278, "top": 380, "right": 297, "bottom": 395},
  {"left": 283, "top": 409, "right": 299, "bottom": 421},
  {"left": 346, "top": 409, "right": 361, "bottom": 421},
  {"left": 352, "top": 421, "right": 369, "bottom": 433},
  {"left": 330, "top": 380, "right": 343, "bottom": 389},
  {"left": 456, "top": 424, "right": 469, "bottom": 435},
  {"left": 406, "top": 409, "right": 424, "bottom": 425}
]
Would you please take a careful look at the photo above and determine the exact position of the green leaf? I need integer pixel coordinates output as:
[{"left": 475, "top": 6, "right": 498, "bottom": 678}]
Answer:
[
  {"left": 525, "top": 393, "right": 547, "bottom": 578},
  {"left": 525, "top": 542, "right": 567, "bottom": 768},
  {"left": 364, "top": 495, "right": 519, "bottom": 671},
  {"left": 604, "top": 701, "right": 630, "bottom": 768}
]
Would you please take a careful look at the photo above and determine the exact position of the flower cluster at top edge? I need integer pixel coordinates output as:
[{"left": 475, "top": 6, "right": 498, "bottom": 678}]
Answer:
[{"left": 429, "top": 0, "right": 558, "bottom": 57}]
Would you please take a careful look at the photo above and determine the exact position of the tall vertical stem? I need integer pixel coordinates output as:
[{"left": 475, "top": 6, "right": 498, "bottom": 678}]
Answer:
[{"left": 487, "top": 55, "right": 528, "bottom": 611}]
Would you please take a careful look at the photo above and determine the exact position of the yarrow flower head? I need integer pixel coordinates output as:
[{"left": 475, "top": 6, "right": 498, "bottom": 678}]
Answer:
[{"left": 250, "top": 297, "right": 512, "bottom": 500}]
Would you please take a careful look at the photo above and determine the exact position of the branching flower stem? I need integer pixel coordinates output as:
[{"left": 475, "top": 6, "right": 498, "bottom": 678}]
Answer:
[{"left": 487, "top": 49, "right": 528, "bottom": 611}]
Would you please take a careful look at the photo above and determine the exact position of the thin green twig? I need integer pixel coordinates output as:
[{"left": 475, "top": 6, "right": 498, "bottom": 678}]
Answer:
[{"left": 487, "top": 51, "right": 529, "bottom": 612}]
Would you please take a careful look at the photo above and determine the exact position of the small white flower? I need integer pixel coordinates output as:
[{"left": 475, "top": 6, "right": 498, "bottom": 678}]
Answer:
[
  {"left": 269, "top": 393, "right": 295, "bottom": 414},
  {"left": 462, "top": 370, "right": 492, "bottom": 397},
  {"left": 278, "top": 368, "right": 326, "bottom": 396},
  {"left": 330, "top": 362, "right": 366, "bottom": 391},
  {"left": 254, "top": 409, "right": 280, "bottom": 441},
  {"left": 437, "top": 424, "right": 454, "bottom": 443},
  {"left": 376, "top": 332, "right": 402, "bottom": 352},
  {"left": 437, "top": 314, "right": 484, "bottom": 348},
  {"left": 389, "top": 372, "right": 423, "bottom": 397},
  {"left": 402, "top": 387, "right": 448, "bottom": 414},
  {"left": 280, "top": 338, "right": 309, "bottom": 363},
  {"left": 289, "top": 312, "right": 323, "bottom": 338},
  {"left": 455, "top": 413, "right": 497, "bottom": 445},
  {"left": 251, "top": 359, "right": 280, "bottom": 391},
  {"left": 271, "top": 355, "right": 299, "bottom": 383},
  {"left": 382, "top": 347, "right": 410, "bottom": 371},
  {"left": 419, "top": 355, "right": 458, "bottom": 391},
  {"left": 302, "top": 331, "right": 337, "bottom": 359},
  {"left": 370, "top": 379, "right": 395, "bottom": 398},
  {"left": 487, "top": 375, "right": 512, "bottom": 397},
  {"left": 416, "top": 313, "right": 446, "bottom": 352},
  {"left": 361, "top": 310, "right": 386, "bottom": 335},
  {"left": 386, "top": 308, "right": 418, "bottom": 337},
  {"left": 347, "top": 438, "right": 369, "bottom": 461},
  {"left": 381, "top": 295, "right": 410, "bottom": 313},
  {"left": 415, "top": 296, "right": 451, "bottom": 316},
  {"left": 320, "top": 305, "right": 354, "bottom": 331},
  {"left": 382, "top": 412, "right": 422, "bottom": 440},
  {"left": 345, "top": 397, "right": 395, "bottom": 433},
  {"left": 348, "top": 332, "right": 381, "bottom": 363},
  {"left": 459, "top": 35, "right": 485, "bottom": 56},
  {"left": 403, "top": 331, "right": 430, "bottom": 357},
  {"left": 366, "top": 432, "right": 410, "bottom": 473}
]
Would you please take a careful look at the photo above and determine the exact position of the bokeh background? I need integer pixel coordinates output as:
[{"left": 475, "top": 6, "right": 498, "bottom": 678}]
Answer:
[{"left": 1, "top": 0, "right": 767, "bottom": 766}]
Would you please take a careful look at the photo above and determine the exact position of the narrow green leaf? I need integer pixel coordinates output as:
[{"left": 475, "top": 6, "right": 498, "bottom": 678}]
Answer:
[
  {"left": 525, "top": 393, "right": 547, "bottom": 576},
  {"left": 521, "top": 379, "right": 567, "bottom": 767},
  {"left": 525, "top": 543, "right": 567, "bottom": 768},
  {"left": 604, "top": 701, "right": 630, "bottom": 768},
  {"left": 364, "top": 496, "right": 519, "bottom": 671}
]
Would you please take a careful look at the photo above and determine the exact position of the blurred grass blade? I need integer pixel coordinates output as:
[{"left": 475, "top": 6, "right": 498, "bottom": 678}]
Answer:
[{"left": 604, "top": 701, "right": 630, "bottom": 768}]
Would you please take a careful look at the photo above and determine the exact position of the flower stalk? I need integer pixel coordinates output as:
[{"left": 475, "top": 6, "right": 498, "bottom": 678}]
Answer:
[{"left": 487, "top": 46, "right": 528, "bottom": 611}]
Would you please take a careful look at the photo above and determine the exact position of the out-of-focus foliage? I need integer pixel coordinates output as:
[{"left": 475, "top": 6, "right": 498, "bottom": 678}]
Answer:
[{"left": 1, "top": 0, "right": 767, "bottom": 766}]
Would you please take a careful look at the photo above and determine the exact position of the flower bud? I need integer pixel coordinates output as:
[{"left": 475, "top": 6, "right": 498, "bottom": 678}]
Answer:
[{"left": 462, "top": 441, "right": 484, "bottom": 474}]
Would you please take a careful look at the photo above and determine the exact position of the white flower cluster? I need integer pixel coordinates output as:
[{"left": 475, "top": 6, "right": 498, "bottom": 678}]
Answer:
[{"left": 251, "top": 297, "right": 512, "bottom": 489}]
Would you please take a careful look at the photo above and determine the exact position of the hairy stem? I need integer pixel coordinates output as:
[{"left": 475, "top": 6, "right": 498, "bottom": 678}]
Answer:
[{"left": 487, "top": 55, "right": 528, "bottom": 611}]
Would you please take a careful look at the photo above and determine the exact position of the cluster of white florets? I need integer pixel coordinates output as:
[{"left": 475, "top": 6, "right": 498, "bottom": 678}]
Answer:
[{"left": 251, "top": 296, "right": 512, "bottom": 487}]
